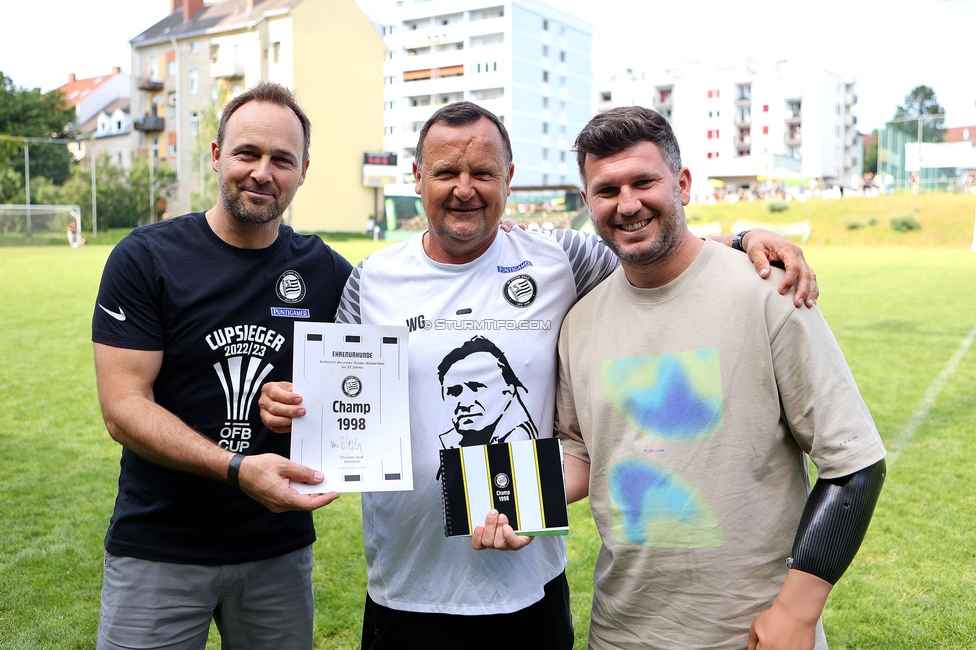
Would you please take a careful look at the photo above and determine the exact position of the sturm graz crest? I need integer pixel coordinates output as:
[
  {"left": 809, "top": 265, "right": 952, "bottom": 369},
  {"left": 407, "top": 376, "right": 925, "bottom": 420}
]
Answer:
[
  {"left": 493, "top": 472, "right": 510, "bottom": 489},
  {"left": 342, "top": 376, "right": 363, "bottom": 398},
  {"left": 503, "top": 274, "right": 537, "bottom": 308},
  {"left": 276, "top": 270, "right": 306, "bottom": 304}
]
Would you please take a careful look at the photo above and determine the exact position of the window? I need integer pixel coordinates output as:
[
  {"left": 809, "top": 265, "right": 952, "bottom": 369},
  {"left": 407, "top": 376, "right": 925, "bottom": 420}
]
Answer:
[
  {"left": 559, "top": 150, "right": 566, "bottom": 162},
  {"left": 542, "top": 71, "right": 549, "bottom": 82},
  {"left": 715, "top": 129, "right": 719, "bottom": 138},
  {"left": 190, "top": 41, "right": 199, "bottom": 54},
  {"left": 273, "top": 42, "right": 281, "bottom": 64},
  {"left": 707, "top": 130, "right": 713, "bottom": 139},
  {"left": 190, "top": 111, "right": 199, "bottom": 137},
  {"left": 188, "top": 69, "right": 198, "bottom": 95},
  {"left": 560, "top": 76, "right": 566, "bottom": 87},
  {"left": 707, "top": 152, "right": 713, "bottom": 159},
  {"left": 560, "top": 51, "right": 566, "bottom": 62},
  {"left": 543, "top": 45, "right": 549, "bottom": 56},
  {"left": 542, "top": 123, "right": 549, "bottom": 134},
  {"left": 600, "top": 91, "right": 611, "bottom": 102},
  {"left": 543, "top": 19, "right": 549, "bottom": 30},
  {"left": 542, "top": 173, "right": 548, "bottom": 185},
  {"left": 385, "top": 126, "right": 394, "bottom": 135},
  {"left": 542, "top": 97, "right": 549, "bottom": 108},
  {"left": 763, "top": 126, "right": 769, "bottom": 135},
  {"left": 763, "top": 105, "right": 769, "bottom": 112},
  {"left": 210, "top": 44, "right": 219, "bottom": 63},
  {"left": 168, "top": 144, "right": 178, "bottom": 158},
  {"left": 386, "top": 101, "right": 394, "bottom": 109},
  {"left": 542, "top": 148, "right": 548, "bottom": 160},
  {"left": 559, "top": 125, "right": 566, "bottom": 136},
  {"left": 168, "top": 60, "right": 176, "bottom": 77},
  {"left": 707, "top": 90, "right": 712, "bottom": 98}
]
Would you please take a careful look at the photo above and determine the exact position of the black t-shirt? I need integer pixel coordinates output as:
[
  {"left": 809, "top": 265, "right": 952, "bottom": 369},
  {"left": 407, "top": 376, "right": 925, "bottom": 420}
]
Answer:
[{"left": 92, "top": 212, "right": 353, "bottom": 564}]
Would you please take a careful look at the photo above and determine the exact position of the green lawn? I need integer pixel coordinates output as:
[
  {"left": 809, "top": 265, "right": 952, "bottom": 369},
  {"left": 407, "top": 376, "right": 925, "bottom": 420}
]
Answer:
[{"left": 1, "top": 229, "right": 975, "bottom": 647}]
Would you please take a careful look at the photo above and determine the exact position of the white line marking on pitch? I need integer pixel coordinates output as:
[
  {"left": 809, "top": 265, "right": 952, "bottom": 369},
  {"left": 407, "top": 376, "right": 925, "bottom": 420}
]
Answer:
[{"left": 885, "top": 323, "right": 976, "bottom": 468}]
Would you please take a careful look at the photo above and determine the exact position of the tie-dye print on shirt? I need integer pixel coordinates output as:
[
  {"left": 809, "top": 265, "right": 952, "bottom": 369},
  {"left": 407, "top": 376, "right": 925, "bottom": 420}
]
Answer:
[{"left": 602, "top": 350, "right": 724, "bottom": 547}]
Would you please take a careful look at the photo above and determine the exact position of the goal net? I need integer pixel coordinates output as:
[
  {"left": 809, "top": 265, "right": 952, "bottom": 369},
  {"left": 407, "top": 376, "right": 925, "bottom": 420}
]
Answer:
[{"left": 0, "top": 204, "right": 83, "bottom": 246}]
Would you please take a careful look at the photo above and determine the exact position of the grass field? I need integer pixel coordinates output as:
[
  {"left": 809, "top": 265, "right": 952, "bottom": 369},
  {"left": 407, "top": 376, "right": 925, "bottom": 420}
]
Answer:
[{"left": 2, "top": 197, "right": 976, "bottom": 648}]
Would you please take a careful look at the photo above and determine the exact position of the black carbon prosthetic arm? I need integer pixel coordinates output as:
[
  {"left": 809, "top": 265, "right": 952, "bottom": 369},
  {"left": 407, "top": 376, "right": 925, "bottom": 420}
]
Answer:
[{"left": 789, "top": 458, "right": 886, "bottom": 585}]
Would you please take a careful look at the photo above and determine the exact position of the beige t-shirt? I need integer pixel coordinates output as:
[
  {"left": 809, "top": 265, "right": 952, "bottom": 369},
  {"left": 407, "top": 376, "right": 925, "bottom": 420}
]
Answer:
[{"left": 557, "top": 239, "right": 886, "bottom": 649}]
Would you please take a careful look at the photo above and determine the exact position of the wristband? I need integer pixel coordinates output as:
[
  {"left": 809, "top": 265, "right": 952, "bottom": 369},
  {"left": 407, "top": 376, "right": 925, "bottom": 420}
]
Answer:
[
  {"left": 227, "top": 453, "right": 246, "bottom": 488},
  {"left": 731, "top": 230, "right": 750, "bottom": 252}
]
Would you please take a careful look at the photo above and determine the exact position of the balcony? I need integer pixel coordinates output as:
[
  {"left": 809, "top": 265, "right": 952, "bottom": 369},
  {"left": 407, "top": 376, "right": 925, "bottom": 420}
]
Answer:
[
  {"left": 138, "top": 77, "right": 164, "bottom": 92},
  {"left": 212, "top": 61, "right": 244, "bottom": 79},
  {"left": 736, "top": 134, "right": 751, "bottom": 147},
  {"left": 734, "top": 94, "right": 751, "bottom": 107},
  {"left": 134, "top": 114, "right": 165, "bottom": 132},
  {"left": 734, "top": 112, "right": 751, "bottom": 127},
  {"left": 784, "top": 131, "right": 802, "bottom": 146},
  {"left": 785, "top": 110, "right": 802, "bottom": 125}
]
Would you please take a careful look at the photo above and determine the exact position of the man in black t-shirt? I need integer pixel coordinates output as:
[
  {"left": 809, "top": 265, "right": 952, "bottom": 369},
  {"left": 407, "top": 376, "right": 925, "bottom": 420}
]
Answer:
[{"left": 91, "top": 83, "right": 351, "bottom": 649}]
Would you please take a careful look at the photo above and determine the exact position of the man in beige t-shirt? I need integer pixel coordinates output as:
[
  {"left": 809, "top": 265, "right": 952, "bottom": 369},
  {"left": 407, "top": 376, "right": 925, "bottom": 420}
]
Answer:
[{"left": 479, "top": 106, "right": 886, "bottom": 650}]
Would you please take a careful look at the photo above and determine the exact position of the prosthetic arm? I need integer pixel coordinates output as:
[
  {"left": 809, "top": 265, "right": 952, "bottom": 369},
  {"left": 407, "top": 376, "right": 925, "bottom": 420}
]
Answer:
[{"left": 788, "top": 458, "right": 886, "bottom": 584}]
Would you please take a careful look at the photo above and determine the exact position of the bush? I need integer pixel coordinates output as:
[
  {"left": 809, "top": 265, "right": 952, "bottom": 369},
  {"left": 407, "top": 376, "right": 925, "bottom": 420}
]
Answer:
[
  {"left": 867, "top": 217, "right": 878, "bottom": 226},
  {"left": 889, "top": 213, "right": 921, "bottom": 232},
  {"left": 767, "top": 201, "right": 789, "bottom": 213},
  {"left": 844, "top": 218, "right": 865, "bottom": 230}
]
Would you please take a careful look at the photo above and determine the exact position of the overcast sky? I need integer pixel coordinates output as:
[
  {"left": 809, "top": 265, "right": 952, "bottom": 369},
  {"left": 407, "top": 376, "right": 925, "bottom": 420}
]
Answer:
[{"left": 2, "top": 0, "right": 973, "bottom": 132}]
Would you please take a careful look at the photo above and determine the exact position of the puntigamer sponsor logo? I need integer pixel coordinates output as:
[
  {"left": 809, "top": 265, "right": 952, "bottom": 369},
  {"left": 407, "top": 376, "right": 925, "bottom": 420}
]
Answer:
[
  {"left": 497, "top": 260, "right": 533, "bottom": 273},
  {"left": 271, "top": 307, "right": 310, "bottom": 318}
]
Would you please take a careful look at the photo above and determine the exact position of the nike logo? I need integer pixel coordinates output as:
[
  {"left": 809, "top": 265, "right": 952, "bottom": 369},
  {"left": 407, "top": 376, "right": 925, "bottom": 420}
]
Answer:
[{"left": 99, "top": 304, "right": 126, "bottom": 322}]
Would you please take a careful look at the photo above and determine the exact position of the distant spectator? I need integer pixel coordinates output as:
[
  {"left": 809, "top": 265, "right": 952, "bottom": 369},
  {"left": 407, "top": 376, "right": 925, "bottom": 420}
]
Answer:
[
  {"left": 910, "top": 171, "right": 920, "bottom": 194},
  {"left": 67, "top": 221, "right": 86, "bottom": 248}
]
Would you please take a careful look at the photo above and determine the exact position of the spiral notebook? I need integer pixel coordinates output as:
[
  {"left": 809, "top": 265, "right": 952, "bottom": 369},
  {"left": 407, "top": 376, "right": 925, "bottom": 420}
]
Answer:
[{"left": 439, "top": 438, "right": 569, "bottom": 537}]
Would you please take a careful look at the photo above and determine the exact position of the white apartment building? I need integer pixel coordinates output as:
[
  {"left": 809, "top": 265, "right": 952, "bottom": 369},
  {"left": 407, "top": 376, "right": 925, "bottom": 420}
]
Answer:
[
  {"left": 597, "top": 60, "right": 860, "bottom": 190},
  {"left": 380, "top": 0, "right": 592, "bottom": 196}
]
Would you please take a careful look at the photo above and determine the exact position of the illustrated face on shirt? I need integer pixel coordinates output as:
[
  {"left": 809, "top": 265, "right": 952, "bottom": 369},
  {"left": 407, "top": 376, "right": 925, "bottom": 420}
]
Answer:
[{"left": 442, "top": 351, "right": 514, "bottom": 442}]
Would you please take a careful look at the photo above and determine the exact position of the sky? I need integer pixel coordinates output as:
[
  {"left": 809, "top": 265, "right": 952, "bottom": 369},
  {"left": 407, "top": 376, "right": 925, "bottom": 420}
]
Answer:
[{"left": 2, "top": 0, "right": 974, "bottom": 132}]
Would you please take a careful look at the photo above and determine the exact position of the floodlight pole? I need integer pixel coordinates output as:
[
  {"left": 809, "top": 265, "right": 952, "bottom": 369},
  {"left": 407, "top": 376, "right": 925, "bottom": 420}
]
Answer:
[
  {"left": 24, "top": 142, "right": 31, "bottom": 234},
  {"left": 90, "top": 138, "right": 98, "bottom": 237},
  {"left": 150, "top": 151, "right": 155, "bottom": 224}
]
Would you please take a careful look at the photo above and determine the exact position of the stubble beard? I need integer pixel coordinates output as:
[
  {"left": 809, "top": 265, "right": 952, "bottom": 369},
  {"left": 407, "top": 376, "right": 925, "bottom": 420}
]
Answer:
[
  {"left": 218, "top": 170, "right": 285, "bottom": 226},
  {"left": 598, "top": 187, "right": 687, "bottom": 269}
]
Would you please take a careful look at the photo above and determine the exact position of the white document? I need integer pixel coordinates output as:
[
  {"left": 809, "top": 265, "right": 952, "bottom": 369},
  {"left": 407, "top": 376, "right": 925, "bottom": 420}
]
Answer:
[{"left": 290, "top": 322, "right": 412, "bottom": 493}]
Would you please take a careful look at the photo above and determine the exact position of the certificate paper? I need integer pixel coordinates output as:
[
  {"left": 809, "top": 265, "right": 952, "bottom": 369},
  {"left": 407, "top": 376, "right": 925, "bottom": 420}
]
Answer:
[{"left": 290, "top": 322, "right": 412, "bottom": 493}]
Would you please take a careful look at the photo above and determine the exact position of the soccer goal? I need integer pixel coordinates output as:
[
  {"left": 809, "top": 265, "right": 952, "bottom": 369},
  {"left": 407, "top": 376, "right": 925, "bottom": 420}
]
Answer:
[{"left": 0, "top": 204, "right": 83, "bottom": 246}]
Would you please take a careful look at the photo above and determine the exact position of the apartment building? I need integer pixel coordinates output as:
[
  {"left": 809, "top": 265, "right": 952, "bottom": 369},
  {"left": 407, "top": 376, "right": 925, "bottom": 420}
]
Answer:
[
  {"left": 130, "top": 0, "right": 385, "bottom": 231},
  {"left": 597, "top": 60, "right": 860, "bottom": 190},
  {"left": 380, "top": 0, "right": 592, "bottom": 196},
  {"left": 57, "top": 68, "right": 132, "bottom": 166}
]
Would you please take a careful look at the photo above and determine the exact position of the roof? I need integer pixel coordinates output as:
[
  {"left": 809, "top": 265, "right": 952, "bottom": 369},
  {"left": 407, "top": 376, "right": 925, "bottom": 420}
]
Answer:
[
  {"left": 944, "top": 126, "right": 976, "bottom": 143},
  {"left": 55, "top": 68, "right": 123, "bottom": 108},
  {"left": 131, "top": 0, "right": 304, "bottom": 49},
  {"left": 76, "top": 98, "right": 131, "bottom": 138}
]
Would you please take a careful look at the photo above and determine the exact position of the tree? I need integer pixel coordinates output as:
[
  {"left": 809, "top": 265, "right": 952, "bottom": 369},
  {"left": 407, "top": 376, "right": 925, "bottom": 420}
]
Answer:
[
  {"left": 892, "top": 85, "right": 946, "bottom": 142},
  {"left": 862, "top": 129, "right": 879, "bottom": 175},
  {"left": 58, "top": 154, "right": 177, "bottom": 230},
  {"left": 0, "top": 72, "right": 75, "bottom": 198},
  {"left": 190, "top": 105, "right": 220, "bottom": 211}
]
